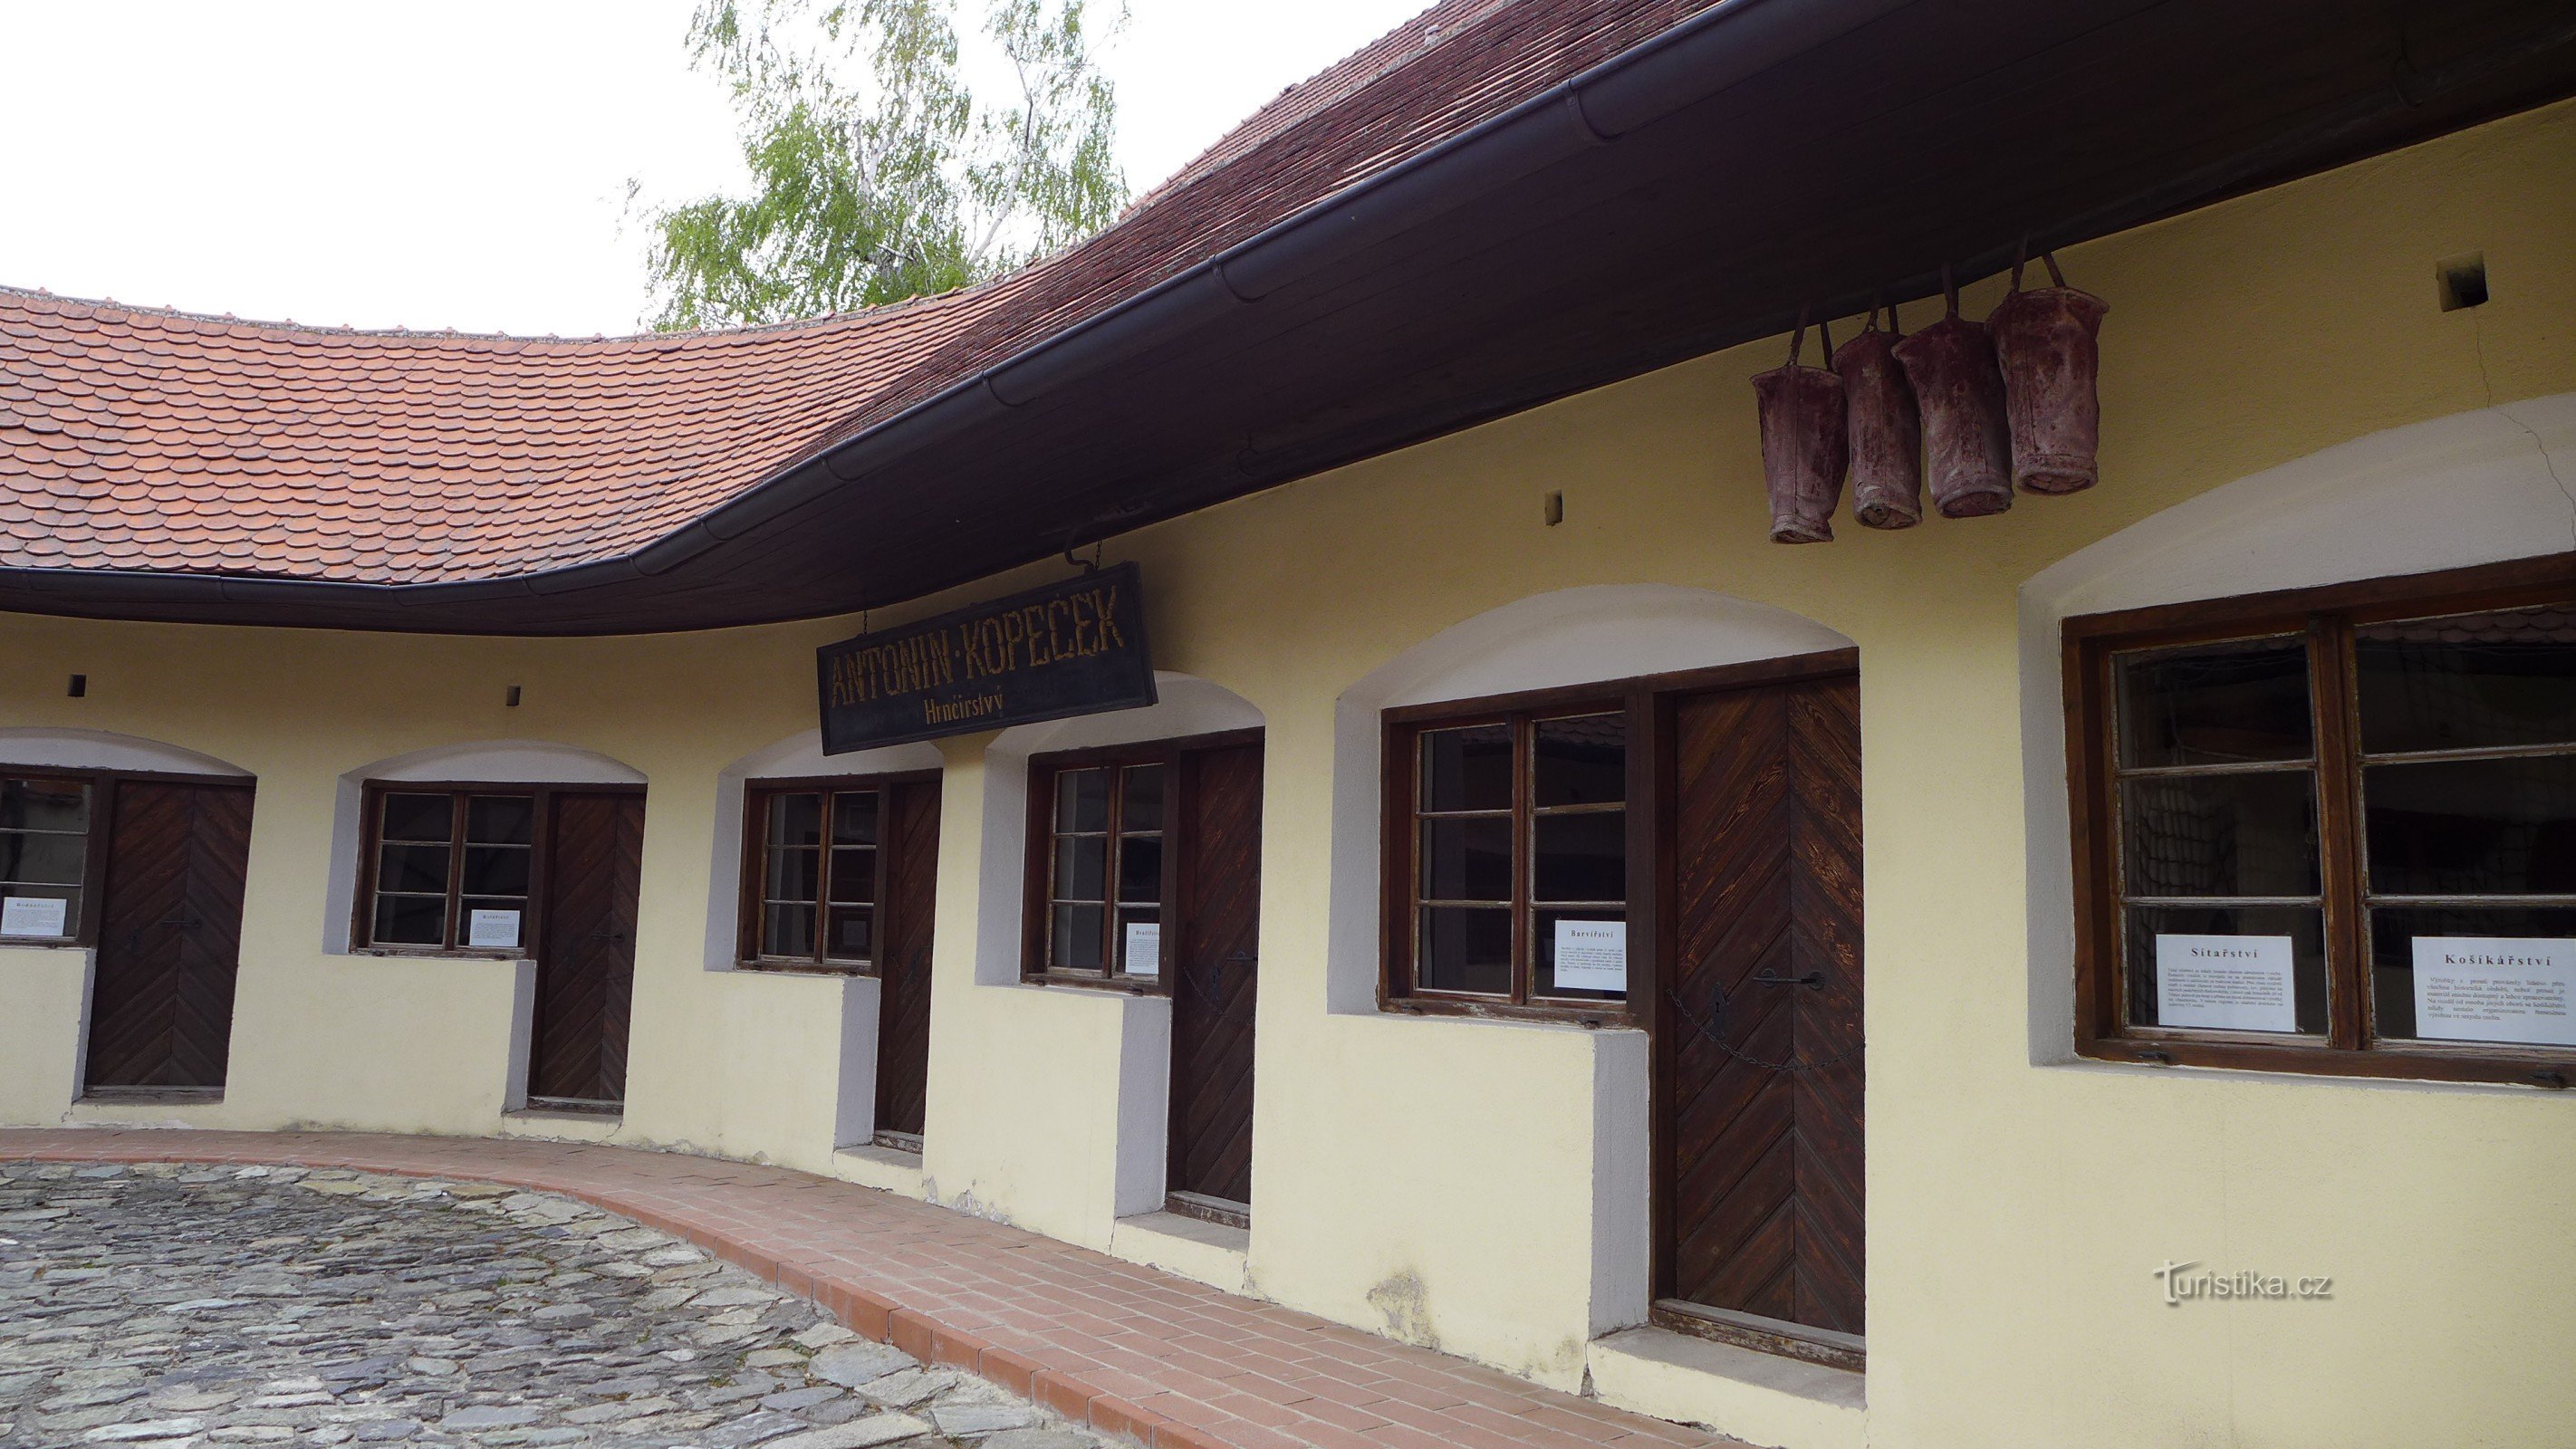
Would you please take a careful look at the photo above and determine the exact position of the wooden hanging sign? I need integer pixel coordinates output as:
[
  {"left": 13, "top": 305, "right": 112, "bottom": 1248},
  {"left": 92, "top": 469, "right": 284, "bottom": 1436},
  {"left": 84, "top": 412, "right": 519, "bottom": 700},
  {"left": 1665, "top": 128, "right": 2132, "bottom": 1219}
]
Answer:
[{"left": 817, "top": 562, "right": 1157, "bottom": 753}]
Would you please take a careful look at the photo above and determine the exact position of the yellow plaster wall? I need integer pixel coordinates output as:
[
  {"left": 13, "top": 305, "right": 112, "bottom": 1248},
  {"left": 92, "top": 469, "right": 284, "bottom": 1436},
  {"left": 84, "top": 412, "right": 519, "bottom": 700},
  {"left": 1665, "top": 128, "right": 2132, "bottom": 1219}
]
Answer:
[{"left": 0, "top": 98, "right": 2571, "bottom": 1447}]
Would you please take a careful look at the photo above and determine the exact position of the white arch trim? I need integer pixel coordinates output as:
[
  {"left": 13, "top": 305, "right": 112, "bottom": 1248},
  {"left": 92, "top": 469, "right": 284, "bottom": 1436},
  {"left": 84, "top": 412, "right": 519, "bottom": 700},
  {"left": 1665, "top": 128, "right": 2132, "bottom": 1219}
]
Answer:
[
  {"left": 701, "top": 731, "right": 945, "bottom": 973},
  {"left": 0, "top": 726, "right": 251, "bottom": 778},
  {"left": 324, "top": 739, "right": 649, "bottom": 955},
  {"left": 2019, "top": 392, "right": 2576, "bottom": 1065}
]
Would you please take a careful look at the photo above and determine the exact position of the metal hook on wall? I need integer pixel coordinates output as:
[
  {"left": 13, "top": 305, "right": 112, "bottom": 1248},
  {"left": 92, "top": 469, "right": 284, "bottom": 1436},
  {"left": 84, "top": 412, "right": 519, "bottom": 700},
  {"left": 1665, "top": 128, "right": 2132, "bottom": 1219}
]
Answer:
[{"left": 1061, "top": 524, "right": 1101, "bottom": 575}]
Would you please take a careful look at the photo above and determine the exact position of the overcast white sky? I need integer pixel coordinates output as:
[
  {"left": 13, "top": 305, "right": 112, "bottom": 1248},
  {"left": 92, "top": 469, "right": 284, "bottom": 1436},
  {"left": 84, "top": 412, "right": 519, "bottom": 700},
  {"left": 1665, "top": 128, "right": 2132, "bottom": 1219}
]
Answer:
[{"left": 0, "top": 0, "right": 1424, "bottom": 336}]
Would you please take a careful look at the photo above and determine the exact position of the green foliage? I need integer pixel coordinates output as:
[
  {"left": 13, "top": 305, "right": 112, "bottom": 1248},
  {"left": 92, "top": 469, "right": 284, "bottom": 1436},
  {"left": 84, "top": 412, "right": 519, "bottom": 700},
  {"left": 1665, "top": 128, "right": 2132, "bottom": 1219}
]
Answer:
[{"left": 642, "top": 0, "right": 1127, "bottom": 330}]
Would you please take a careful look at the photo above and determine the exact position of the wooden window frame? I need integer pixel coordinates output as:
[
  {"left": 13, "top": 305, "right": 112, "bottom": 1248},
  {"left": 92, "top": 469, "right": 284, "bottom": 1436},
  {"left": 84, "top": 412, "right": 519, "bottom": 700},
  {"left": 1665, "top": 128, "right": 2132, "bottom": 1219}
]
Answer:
[
  {"left": 1382, "top": 696, "right": 1634, "bottom": 1021},
  {"left": 735, "top": 770, "right": 939, "bottom": 974},
  {"left": 1375, "top": 651, "right": 1859, "bottom": 1027},
  {"left": 0, "top": 767, "right": 244, "bottom": 949},
  {"left": 2065, "top": 553, "right": 2576, "bottom": 1088},
  {"left": 1020, "top": 728, "right": 1260, "bottom": 993},
  {"left": 351, "top": 781, "right": 641, "bottom": 960}
]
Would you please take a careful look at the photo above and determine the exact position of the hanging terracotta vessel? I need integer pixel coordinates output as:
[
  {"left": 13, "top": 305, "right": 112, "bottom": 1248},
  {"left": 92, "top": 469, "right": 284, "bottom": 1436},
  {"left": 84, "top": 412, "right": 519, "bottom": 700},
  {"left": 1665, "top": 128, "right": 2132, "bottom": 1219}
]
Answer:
[
  {"left": 1892, "top": 268, "right": 2012, "bottom": 519},
  {"left": 1988, "top": 248, "right": 2109, "bottom": 494},
  {"left": 1752, "top": 311, "right": 1847, "bottom": 543},
  {"left": 1832, "top": 298, "right": 1922, "bottom": 530}
]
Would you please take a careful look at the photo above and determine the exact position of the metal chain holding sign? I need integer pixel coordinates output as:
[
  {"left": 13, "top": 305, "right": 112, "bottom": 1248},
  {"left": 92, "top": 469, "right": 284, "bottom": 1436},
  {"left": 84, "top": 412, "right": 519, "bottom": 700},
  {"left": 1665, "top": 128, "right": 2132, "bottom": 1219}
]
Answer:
[{"left": 1665, "top": 970, "right": 1864, "bottom": 1074}]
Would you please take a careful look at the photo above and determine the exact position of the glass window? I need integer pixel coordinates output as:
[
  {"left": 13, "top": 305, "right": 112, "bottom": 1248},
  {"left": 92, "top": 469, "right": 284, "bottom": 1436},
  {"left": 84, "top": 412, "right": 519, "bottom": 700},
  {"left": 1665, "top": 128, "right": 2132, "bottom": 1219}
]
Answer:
[
  {"left": 747, "top": 784, "right": 884, "bottom": 968},
  {"left": 2357, "top": 607, "right": 2576, "bottom": 1049},
  {"left": 1037, "top": 761, "right": 1169, "bottom": 979},
  {"left": 0, "top": 776, "right": 91, "bottom": 941},
  {"left": 2074, "top": 581, "right": 2576, "bottom": 1080},
  {"left": 366, "top": 789, "right": 536, "bottom": 951},
  {"left": 2108, "top": 638, "right": 2326, "bottom": 1037},
  {"left": 1399, "top": 710, "right": 1628, "bottom": 1009}
]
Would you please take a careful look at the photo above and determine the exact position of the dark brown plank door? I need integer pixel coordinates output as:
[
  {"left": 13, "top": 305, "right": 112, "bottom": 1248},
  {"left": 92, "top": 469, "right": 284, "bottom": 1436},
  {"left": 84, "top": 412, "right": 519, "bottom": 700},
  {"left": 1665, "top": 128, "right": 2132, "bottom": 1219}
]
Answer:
[
  {"left": 872, "top": 779, "right": 942, "bottom": 1142},
  {"left": 84, "top": 781, "right": 255, "bottom": 1093},
  {"left": 1168, "top": 742, "right": 1264, "bottom": 1213},
  {"left": 530, "top": 792, "right": 645, "bottom": 1107},
  {"left": 1662, "top": 674, "right": 1864, "bottom": 1340}
]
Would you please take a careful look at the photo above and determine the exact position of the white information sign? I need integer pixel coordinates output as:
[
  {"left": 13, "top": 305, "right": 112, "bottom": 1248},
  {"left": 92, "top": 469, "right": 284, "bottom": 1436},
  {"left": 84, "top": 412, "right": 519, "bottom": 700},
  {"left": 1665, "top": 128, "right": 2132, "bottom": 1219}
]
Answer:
[
  {"left": 1123, "top": 921, "right": 1162, "bottom": 978},
  {"left": 0, "top": 896, "right": 69, "bottom": 938},
  {"left": 2154, "top": 934, "right": 2298, "bottom": 1033},
  {"left": 466, "top": 908, "right": 524, "bottom": 950},
  {"left": 1552, "top": 919, "right": 1627, "bottom": 993},
  {"left": 2412, "top": 937, "right": 2576, "bottom": 1047}
]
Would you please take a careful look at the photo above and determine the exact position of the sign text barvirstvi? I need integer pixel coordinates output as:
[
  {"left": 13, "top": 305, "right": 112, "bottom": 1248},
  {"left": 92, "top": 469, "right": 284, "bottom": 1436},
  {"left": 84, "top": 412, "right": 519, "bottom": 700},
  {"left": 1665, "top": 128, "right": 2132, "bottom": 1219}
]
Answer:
[{"left": 817, "top": 563, "right": 1156, "bottom": 753}]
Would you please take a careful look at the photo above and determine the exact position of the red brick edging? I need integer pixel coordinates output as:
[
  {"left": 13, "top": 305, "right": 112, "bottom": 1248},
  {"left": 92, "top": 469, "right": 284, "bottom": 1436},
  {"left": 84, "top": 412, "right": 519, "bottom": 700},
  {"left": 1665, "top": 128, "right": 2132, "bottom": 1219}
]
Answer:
[{"left": 0, "top": 1129, "right": 1735, "bottom": 1449}]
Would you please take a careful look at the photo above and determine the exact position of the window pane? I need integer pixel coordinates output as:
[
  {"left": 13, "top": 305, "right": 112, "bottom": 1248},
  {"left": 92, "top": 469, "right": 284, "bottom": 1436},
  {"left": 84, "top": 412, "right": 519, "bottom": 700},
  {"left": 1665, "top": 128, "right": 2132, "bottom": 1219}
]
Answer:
[
  {"left": 832, "top": 791, "right": 879, "bottom": 846},
  {"left": 2365, "top": 755, "right": 2576, "bottom": 897},
  {"left": 0, "top": 779, "right": 87, "bottom": 833},
  {"left": 1535, "top": 715, "right": 1626, "bottom": 807},
  {"left": 2118, "top": 638, "right": 2312, "bottom": 769},
  {"left": 1053, "top": 903, "right": 1105, "bottom": 971},
  {"left": 380, "top": 792, "right": 453, "bottom": 843},
  {"left": 1534, "top": 810, "right": 1626, "bottom": 903},
  {"left": 1055, "top": 769, "right": 1110, "bottom": 832},
  {"left": 1117, "top": 835, "right": 1163, "bottom": 905},
  {"left": 466, "top": 795, "right": 533, "bottom": 845},
  {"left": 2358, "top": 607, "right": 2576, "bottom": 755},
  {"left": 1121, "top": 764, "right": 1165, "bottom": 834},
  {"left": 372, "top": 893, "right": 447, "bottom": 946},
  {"left": 764, "top": 902, "right": 816, "bottom": 958},
  {"left": 2120, "top": 773, "right": 2320, "bottom": 897},
  {"left": 459, "top": 844, "right": 529, "bottom": 897},
  {"left": 1116, "top": 907, "right": 1162, "bottom": 977},
  {"left": 459, "top": 898, "right": 526, "bottom": 949},
  {"left": 1421, "top": 817, "right": 1510, "bottom": 901},
  {"left": 1422, "top": 724, "right": 1512, "bottom": 812},
  {"left": 0, "top": 832, "right": 87, "bottom": 886},
  {"left": 1419, "top": 905, "right": 1511, "bottom": 994},
  {"left": 829, "top": 847, "right": 876, "bottom": 905},
  {"left": 2124, "top": 905, "right": 2327, "bottom": 1035},
  {"left": 0, "top": 886, "right": 78, "bottom": 937},
  {"left": 378, "top": 841, "right": 451, "bottom": 895},
  {"left": 1053, "top": 834, "right": 1107, "bottom": 902},
  {"left": 768, "top": 792, "right": 823, "bottom": 848},
  {"left": 2370, "top": 906, "right": 2576, "bottom": 1042},
  {"left": 825, "top": 905, "right": 873, "bottom": 963},
  {"left": 765, "top": 845, "right": 820, "bottom": 903},
  {"left": 1533, "top": 909, "right": 1627, "bottom": 1000}
]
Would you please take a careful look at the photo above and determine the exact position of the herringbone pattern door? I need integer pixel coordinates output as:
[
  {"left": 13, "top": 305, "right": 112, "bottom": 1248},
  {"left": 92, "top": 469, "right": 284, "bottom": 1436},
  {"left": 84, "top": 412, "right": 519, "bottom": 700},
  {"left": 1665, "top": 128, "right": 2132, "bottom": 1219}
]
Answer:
[
  {"left": 85, "top": 780, "right": 255, "bottom": 1093},
  {"left": 872, "top": 780, "right": 941, "bottom": 1142},
  {"left": 1662, "top": 674, "right": 1863, "bottom": 1341},
  {"left": 530, "top": 792, "right": 645, "bottom": 1107},
  {"left": 1168, "top": 742, "right": 1262, "bottom": 1214}
]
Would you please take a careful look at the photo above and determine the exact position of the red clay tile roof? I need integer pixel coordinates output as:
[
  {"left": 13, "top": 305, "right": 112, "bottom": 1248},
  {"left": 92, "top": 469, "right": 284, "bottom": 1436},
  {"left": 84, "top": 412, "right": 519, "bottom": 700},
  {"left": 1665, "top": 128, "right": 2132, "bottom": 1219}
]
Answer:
[{"left": 1, "top": 0, "right": 1722, "bottom": 587}]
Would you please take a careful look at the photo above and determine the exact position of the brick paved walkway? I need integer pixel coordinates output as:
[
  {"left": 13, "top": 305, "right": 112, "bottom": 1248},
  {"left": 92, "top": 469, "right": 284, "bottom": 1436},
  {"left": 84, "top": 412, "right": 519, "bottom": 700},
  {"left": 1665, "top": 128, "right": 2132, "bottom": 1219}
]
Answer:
[{"left": 1, "top": 1131, "right": 1738, "bottom": 1449}]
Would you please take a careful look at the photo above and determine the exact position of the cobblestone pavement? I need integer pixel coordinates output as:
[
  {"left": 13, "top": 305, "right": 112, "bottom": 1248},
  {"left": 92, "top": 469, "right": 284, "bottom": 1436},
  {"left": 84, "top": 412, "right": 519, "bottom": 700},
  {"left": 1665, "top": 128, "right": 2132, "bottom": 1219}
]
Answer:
[{"left": 0, "top": 1161, "right": 1111, "bottom": 1449}]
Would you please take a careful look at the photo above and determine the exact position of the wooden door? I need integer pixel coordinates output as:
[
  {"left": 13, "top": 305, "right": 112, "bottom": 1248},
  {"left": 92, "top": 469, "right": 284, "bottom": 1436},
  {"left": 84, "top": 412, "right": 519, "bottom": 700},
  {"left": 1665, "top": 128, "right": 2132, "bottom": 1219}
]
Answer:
[
  {"left": 872, "top": 778, "right": 941, "bottom": 1144},
  {"left": 1168, "top": 742, "right": 1263, "bottom": 1217},
  {"left": 529, "top": 792, "right": 644, "bottom": 1107},
  {"left": 1659, "top": 673, "right": 1864, "bottom": 1355},
  {"left": 84, "top": 780, "right": 255, "bottom": 1094}
]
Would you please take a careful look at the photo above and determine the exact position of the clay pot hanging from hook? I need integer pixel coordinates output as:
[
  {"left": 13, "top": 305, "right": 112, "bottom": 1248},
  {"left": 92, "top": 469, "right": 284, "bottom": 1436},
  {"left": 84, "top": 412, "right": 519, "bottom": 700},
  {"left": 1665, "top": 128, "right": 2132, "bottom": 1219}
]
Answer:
[
  {"left": 1752, "top": 310, "right": 1848, "bottom": 543},
  {"left": 1987, "top": 247, "right": 2109, "bottom": 494},
  {"left": 1832, "top": 298, "right": 1922, "bottom": 530},
  {"left": 1892, "top": 268, "right": 2012, "bottom": 519}
]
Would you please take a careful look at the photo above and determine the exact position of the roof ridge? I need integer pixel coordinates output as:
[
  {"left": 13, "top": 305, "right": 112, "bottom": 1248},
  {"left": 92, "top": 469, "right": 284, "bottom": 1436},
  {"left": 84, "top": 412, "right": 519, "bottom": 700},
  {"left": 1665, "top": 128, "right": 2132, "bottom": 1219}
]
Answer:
[
  {"left": 1125, "top": 0, "right": 1524, "bottom": 210},
  {"left": 0, "top": 281, "right": 978, "bottom": 347}
]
